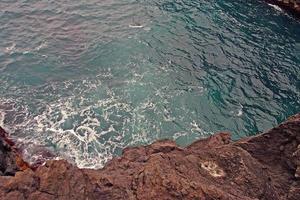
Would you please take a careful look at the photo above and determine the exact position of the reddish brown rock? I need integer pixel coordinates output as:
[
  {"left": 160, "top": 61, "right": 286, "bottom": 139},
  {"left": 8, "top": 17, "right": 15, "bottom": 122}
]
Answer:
[
  {"left": 0, "top": 113, "right": 299, "bottom": 200},
  {"left": 265, "top": 0, "right": 300, "bottom": 18},
  {"left": 0, "top": 127, "right": 30, "bottom": 176}
]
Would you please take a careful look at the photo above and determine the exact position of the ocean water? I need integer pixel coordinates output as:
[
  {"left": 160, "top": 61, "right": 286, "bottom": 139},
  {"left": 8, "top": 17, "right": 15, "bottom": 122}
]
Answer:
[{"left": 0, "top": 0, "right": 299, "bottom": 168}]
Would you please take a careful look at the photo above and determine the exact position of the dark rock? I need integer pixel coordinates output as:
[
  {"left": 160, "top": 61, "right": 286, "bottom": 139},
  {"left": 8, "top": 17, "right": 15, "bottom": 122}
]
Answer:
[
  {"left": 0, "top": 113, "right": 299, "bottom": 199},
  {"left": 0, "top": 127, "right": 20, "bottom": 176},
  {"left": 265, "top": 0, "right": 300, "bottom": 18}
]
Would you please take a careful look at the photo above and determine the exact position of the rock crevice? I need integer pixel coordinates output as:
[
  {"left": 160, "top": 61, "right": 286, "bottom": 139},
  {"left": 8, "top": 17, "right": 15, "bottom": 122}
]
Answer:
[{"left": 0, "top": 113, "right": 300, "bottom": 200}]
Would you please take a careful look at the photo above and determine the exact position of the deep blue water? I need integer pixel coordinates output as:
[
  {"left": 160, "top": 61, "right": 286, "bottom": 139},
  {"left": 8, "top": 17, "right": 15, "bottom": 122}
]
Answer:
[{"left": 0, "top": 0, "right": 299, "bottom": 168}]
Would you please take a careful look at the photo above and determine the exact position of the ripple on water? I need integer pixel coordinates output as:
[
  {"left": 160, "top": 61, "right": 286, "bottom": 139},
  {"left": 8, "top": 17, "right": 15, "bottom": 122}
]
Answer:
[{"left": 0, "top": 0, "right": 299, "bottom": 168}]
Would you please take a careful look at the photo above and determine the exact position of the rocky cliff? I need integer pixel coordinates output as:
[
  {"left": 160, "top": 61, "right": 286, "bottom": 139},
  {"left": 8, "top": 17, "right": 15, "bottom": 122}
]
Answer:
[
  {"left": 0, "top": 113, "right": 299, "bottom": 200},
  {"left": 266, "top": 0, "right": 300, "bottom": 17}
]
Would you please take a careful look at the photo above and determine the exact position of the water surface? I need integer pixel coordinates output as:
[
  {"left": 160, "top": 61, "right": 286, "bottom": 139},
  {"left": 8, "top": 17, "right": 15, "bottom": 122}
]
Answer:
[{"left": 0, "top": 0, "right": 299, "bottom": 168}]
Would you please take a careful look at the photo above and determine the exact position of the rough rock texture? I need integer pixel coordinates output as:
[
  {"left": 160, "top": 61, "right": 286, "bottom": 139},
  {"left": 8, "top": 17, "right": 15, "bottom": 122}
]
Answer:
[
  {"left": 265, "top": 0, "right": 300, "bottom": 17},
  {"left": 0, "top": 113, "right": 299, "bottom": 200},
  {"left": 0, "top": 127, "right": 29, "bottom": 176}
]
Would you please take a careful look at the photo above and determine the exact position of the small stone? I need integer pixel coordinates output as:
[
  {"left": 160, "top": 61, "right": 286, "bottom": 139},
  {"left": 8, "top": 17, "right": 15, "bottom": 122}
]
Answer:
[
  {"left": 279, "top": 145, "right": 284, "bottom": 151},
  {"left": 295, "top": 167, "right": 300, "bottom": 179}
]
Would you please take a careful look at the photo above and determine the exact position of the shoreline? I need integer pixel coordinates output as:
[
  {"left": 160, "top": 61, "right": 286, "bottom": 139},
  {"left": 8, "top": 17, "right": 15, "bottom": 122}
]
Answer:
[
  {"left": 265, "top": 0, "right": 300, "bottom": 17},
  {"left": 0, "top": 113, "right": 299, "bottom": 199}
]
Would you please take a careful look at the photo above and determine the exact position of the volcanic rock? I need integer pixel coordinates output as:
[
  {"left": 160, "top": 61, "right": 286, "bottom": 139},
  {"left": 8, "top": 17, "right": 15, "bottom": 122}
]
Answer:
[
  {"left": 0, "top": 127, "right": 29, "bottom": 176},
  {"left": 265, "top": 0, "right": 300, "bottom": 17},
  {"left": 0, "top": 113, "right": 299, "bottom": 200}
]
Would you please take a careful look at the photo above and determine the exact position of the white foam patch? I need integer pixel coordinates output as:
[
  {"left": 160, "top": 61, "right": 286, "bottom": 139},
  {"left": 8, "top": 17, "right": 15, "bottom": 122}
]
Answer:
[
  {"left": 268, "top": 4, "right": 283, "bottom": 12},
  {"left": 189, "top": 120, "right": 213, "bottom": 140},
  {"left": 236, "top": 108, "right": 243, "bottom": 117},
  {"left": 229, "top": 103, "right": 243, "bottom": 117},
  {"left": 129, "top": 24, "right": 144, "bottom": 28},
  {"left": 1, "top": 97, "right": 125, "bottom": 168},
  {"left": 0, "top": 111, "right": 4, "bottom": 128},
  {"left": 0, "top": 57, "right": 208, "bottom": 169},
  {"left": 4, "top": 43, "right": 16, "bottom": 54},
  {"left": 0, "top": 78, "right": 158, "bottom": 168},
  {"left": 35, "top": 42, "right": 47, "bottom": 51},
  {"left": 3, "top": 41, "right": 48, "bottom": 55}
]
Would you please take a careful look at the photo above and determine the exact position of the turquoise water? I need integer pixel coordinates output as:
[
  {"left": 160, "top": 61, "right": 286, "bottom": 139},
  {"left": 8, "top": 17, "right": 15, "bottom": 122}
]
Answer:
[{"left": 0, "top": 0, "right": 299, "bottom": 168}]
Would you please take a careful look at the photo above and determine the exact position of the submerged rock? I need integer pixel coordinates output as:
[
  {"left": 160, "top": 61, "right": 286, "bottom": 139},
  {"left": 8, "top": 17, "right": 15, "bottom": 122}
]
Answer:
[{"left": 0, "top": 113, "right": 299, "bottom": 199}]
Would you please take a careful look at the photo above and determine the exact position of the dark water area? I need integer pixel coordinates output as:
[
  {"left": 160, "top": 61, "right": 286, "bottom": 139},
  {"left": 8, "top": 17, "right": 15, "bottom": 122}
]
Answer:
[{"left": 0, "top": 0, "right": 299, "bottom": 168}]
